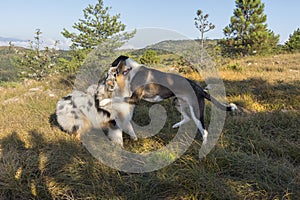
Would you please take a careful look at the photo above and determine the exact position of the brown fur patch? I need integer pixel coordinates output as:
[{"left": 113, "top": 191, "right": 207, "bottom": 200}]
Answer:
[
  {"left": 116, "top": 74, "right": 126, "bottom": 93},
  {"left": 75, "top": 115, "right": 92, "bottom": 140}
]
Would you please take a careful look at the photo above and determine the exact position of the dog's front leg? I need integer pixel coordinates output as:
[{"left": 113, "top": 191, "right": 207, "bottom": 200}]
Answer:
[
  {"left": 99, "top": 98, "right": 112, "bottom": 107},
  {"left": 124, "top": 86, "right": 145, "bottom": 104}
]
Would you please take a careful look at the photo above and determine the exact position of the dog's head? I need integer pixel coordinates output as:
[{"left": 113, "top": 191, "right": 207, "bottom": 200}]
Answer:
[
  {"left": 112, "top": 55, "right": 143, "bottom": 77},
  {"left": 109, "top": 55, "right": 143, "bottom": 95},
  {"left": 111, "top": 57, "right": 130, "bottom": 93},
  {"left": 112, "top": 55, "right": 132, "bottom": 77}
]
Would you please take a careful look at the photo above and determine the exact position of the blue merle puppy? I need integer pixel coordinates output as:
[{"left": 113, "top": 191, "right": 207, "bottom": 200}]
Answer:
[{"left": 55, "top": 67, "right": 124, "bottom": 146}]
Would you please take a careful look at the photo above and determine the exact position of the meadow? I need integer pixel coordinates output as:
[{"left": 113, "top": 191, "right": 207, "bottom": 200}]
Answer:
[{"left": 0, "top": 53, "right": 299, "bottom": 199}]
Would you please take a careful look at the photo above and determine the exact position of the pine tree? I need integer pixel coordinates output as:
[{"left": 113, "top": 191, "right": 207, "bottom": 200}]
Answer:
[
  {"left": 61, "top": 0, "right": 134, "bottom": 50},
  {"left": 220, "top": 0, "right": 279, "bottom": 56},
  {"left": 285, "top": 28, "right": 300, "bottom": 52},
  {"left": 60, "top": 0, "right": 135, "bottom": 74}
]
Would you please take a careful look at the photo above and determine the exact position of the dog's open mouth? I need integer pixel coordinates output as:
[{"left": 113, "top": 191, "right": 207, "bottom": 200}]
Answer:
[{"left": 122, "top": 67, "right": 132, "bottom": 76}]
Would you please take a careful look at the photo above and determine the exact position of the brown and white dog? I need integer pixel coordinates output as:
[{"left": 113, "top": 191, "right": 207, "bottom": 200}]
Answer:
[{"left": 98, "top": 55, "right": 237, "bottom": 144}]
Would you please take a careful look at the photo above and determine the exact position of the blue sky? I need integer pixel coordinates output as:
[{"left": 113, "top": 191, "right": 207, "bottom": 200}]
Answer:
[{"left": 0, "top": 0, "right": 299, "bottom": 49}]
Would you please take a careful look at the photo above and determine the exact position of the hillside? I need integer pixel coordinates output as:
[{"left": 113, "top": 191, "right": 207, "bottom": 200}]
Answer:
[
  {"left": 0, "top": 46, "right": 68, "bottom": 82},
  {"left": 0, "top": 53, "right": 299, "bottom": 199},
  {"left": 128, "top": 39, "right": 218, "bottom": 56},
  {"left": 146, "top": 39, "right": 218, "bottom": 50},
  {"left": 0, "top": 46, "right": 20, "bottom": 82},
  {"left": 0, "top": 39, "right": 204, "bottom": 82}
]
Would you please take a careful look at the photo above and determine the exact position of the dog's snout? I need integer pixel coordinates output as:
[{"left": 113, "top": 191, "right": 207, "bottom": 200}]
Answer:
[
  {"left": 109, "top": 79, "right": 113, "bottom": 83},
  {"left": 106, "top": 80, "right": 114, "bottom": 87}
]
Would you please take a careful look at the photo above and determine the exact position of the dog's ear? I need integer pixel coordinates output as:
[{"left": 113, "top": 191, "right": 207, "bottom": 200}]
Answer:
[{"left": 112, "top": 55, "right": 129, "bottom": 67}]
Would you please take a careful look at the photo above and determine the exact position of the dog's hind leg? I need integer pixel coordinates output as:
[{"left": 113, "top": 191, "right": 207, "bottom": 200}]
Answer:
[
  {"left": 172, "top": 99, "right": 191, "bottom": 128},
  {"left": 172, "top": 111, "right": 190, "bottom": 128},
  {"left": 102, "top": 120, "right": 124, "bottom": 147},
  {"left": 73, "top": 115, "right": 92, "bottom": 142},
  {"left": 188, "top": 105, "right": 208, "bottom": 144},
  {"left": 115, "top": 117, "right": 138, "bottom": 141},
  {"left": 107, "top": 128, "right": 124, "bottom": 147},
  {"left": 123, "top": 122, "right": 138, "bottom": 141}
]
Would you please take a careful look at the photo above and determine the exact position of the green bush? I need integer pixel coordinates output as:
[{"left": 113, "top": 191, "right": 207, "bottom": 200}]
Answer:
[{"left": 139, "top": 50, "right": 160, "bottom": 65}]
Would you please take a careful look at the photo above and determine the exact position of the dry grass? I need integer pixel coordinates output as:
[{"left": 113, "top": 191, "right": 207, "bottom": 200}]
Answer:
[{"left": 0, "top": 53, "right": 299, "bottom": 199}]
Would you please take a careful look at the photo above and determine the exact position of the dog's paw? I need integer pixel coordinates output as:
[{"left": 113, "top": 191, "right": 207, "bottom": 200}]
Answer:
[
  {"left": 131, "top": 136, "right": 138, "bottom": 141},
  {"left": 109, "top": 136, "right": 124, "bottom": 148},
  {"left": 111, "top": 139, "right": 124, "bottom": 148},
  {"left": 172, "top": 123, "right": 180, "bottom": 129},
  {"left": 99, "top": 99, "right": 111, "bottom": 107}
]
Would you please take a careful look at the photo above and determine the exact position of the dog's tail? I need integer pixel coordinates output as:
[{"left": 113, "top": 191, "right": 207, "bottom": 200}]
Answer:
[{"left": 187, "top": 79, "right": 237, "bottom": 111}]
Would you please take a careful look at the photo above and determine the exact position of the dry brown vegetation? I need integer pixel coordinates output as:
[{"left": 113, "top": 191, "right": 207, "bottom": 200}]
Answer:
[{"left": 0, "top": 53, "right": 299, "bottom": 199}]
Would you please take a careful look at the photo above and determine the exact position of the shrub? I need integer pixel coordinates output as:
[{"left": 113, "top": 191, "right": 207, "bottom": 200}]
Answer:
[
  {"left": 13, "top": 29, "right": 59, "bottom": 81},
  {"left": 139, "top": 50, "right": 160, "bottom": 65}
]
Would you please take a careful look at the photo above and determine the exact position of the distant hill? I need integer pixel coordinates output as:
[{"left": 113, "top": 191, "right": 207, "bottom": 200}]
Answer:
[
  {"left": 147, "top": 39, "right": 198, "bottom": 50},
  {"left": 0, "top": 36, "right": 27, "bottom": 48},
  {"left": 127, "top": 39, "right": 220, "bottom": 63},
  {"left": 149, "top": 39, "right": 218, "bottom": 51},
  {"left": 0, "top": 36, "right": 26, "bottom": 43},
  {"left": 0, "top": 38, "right": 220, "bottom": 82},
  {"left": 129, "top": 39, "right": 219, "bottom": 55}
]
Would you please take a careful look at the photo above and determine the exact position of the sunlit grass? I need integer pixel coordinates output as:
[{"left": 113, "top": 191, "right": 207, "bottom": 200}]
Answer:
[{"left": 0, "top": 53, "right": 299, "bottom": 199}]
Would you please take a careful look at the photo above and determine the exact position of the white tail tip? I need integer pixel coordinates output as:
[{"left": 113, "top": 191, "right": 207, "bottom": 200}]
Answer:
[{"left": 229, "top": 103, "right": 238, "bottom": 111}]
